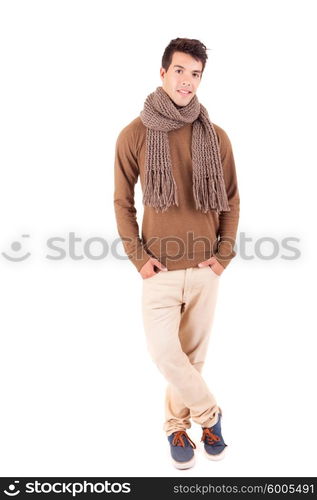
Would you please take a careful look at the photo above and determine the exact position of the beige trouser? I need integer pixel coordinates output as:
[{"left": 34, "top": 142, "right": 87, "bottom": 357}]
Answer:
[{"left": 142, "top": 265, "right": 221, "bottom": 436}]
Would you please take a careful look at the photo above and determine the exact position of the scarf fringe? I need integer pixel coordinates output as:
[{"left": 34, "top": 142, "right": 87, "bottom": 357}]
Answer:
[
  {"left": 143, "top": 164, "right": 179, "bottom": 213},
  {"left": 193, "top": 170, "right": 230, "bottom": 214}
]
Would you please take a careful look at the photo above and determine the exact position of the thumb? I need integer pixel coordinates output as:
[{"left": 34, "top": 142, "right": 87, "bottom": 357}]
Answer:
[
  {"left": 152, "top": 258, "right": 168, "bottom": 271},
  {"left": 198, "top": 257, "right": 216, "bottom": 268}
]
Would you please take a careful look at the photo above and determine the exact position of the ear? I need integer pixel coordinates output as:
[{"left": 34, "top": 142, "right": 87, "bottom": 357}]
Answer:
[{"left": 159, "top": 67, "right": 165, "bottom": 82}]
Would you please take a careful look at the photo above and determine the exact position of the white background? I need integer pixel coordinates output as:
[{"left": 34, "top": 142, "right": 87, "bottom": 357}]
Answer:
[{"left": 1, "top": 0, "right": 316, "bottom": 477}]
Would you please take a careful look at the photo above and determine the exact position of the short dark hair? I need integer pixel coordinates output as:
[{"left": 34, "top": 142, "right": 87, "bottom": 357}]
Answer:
[{"left": 162, "top": 38, "right": 208, "bottom": 73}]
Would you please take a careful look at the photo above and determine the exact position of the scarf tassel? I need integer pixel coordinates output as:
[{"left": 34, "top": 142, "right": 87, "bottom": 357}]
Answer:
[
  {"left": 193, "top": 173, "right": 230, "bottom": 214},
  {"left": 143, "top": 167, "right": 179, "bottom": 213}
]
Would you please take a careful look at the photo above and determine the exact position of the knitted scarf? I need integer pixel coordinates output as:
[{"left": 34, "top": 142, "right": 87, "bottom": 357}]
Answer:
[{"left": 139, "top": 86, "right": 230, "bottom": 215}]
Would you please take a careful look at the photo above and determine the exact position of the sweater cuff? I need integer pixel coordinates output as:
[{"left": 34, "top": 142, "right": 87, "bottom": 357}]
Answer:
[
  {"left": 129, "top": 245, "right": 152, "bottom": 272},
  {"left": 214, "top": 239, "right": 237, "bottom": 270}
]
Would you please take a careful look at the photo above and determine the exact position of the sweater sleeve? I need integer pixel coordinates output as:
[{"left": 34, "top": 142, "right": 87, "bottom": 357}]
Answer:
[
  {"left": 214, "top": 128, "right": 240, "bottom": 270},
  {"left": 113, "top": 125, "right": 151, "bottom": 272}
]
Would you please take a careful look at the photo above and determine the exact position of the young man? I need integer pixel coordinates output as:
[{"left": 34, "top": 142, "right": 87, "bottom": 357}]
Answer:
[{"left": 114, "top": 38, "right": 240, "bottom": 469}]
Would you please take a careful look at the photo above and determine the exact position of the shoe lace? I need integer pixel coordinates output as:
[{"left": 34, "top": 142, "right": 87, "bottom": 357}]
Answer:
[
  {"left": 201, "top": 427, "right": 221, "bottom": 445},
  {"left": 172, "top": 431, "right": 196, "bottom": 449}
]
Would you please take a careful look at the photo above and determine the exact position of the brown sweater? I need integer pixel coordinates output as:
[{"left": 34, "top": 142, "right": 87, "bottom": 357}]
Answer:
[{"left": 114, "top": 117, "right": 240, "bottom": 272}]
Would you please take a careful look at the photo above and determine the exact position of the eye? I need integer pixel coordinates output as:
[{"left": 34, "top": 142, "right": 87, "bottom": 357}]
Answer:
[{"left": 176, "top": 69, "right": 182, "bottom": 73}]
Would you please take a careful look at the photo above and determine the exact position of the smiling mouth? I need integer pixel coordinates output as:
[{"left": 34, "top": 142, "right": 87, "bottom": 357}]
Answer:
[{"left": 177, "top": 90, "right": 191, "bottom": 95}]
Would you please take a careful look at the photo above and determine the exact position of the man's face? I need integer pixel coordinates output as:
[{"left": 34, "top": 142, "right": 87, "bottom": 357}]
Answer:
[{"left": 160, "top": 51, "right": 203, "bottom": 107}]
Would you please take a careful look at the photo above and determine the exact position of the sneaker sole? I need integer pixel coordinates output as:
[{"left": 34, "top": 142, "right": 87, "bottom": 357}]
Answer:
[
  {"left": 203, "top": 445, "right": 228, "bottom": 461},
  {"left": 172, "top": 455, "right": 195, "bottom": 470}
]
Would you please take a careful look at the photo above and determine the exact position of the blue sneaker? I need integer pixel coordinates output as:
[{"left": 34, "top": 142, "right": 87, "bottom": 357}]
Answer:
[
  {"left": 201, "top": 411, "right": 228, "bottom": 460},
  {"left": 167, "top": 430, "right": 196, "bottom": 469}
]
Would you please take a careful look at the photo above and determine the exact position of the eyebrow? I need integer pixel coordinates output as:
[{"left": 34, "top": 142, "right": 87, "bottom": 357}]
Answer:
[{"left": 173, "top": 64, "right": 202, "bottom": 74}]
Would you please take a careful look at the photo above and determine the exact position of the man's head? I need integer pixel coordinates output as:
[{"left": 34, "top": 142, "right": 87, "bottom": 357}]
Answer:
[{"left": 160, "top": 38, "right": 208, "bottom": 107}]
